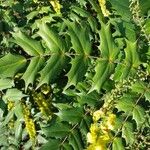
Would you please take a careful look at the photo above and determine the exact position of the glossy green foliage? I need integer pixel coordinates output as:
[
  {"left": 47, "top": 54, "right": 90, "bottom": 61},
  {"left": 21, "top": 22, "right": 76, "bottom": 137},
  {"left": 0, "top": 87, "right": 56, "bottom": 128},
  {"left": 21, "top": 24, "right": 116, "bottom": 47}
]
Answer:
[{"left": 0, "top": 0, "right": 149, "bottom": 150}]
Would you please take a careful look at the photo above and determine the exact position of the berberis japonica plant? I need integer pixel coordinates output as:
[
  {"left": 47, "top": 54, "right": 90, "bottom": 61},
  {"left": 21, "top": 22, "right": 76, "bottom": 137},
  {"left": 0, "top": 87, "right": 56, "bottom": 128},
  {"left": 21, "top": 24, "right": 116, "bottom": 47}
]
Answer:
[{"left": 0, "top": 0, "right": 149, "bottom": 149}]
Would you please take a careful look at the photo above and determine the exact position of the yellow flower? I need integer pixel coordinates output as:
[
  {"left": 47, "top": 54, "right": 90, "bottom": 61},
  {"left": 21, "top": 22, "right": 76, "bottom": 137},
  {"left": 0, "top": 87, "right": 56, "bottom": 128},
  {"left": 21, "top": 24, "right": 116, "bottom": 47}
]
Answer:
[
  {"left": 87, "top": 144, "right": 95, "bottom": 150},
  {"left": 33, "top": 92, "right": 52, "bottom": 119},
  {"left": 106, "top": 114, "right": 116, "bottom": 130},
  {"left": 98, "top": 0, "right": 110, "bottom": 17},
  {"left": 87, "top": 132, "right": 97, "bottom": 144},
  {"left": 97, "top": 133, "right": 110, "bottom": 143},
  {"left": 87, "top": 112, "right": 115, "bottom": 150},
  {"left": 22, "top": 103, "right": 36, "bottom": 141},
  {"left": 87, "top": 144, "right": 106, "bottom": 150},
  {"left": 33, "top": 0, "right": 38, "bottom": 3},
  {"left": 93, "top": 110, "right": 104, "bottom": 122},
  {"left": 95, "top": 144, "right": 106, "bottom": 150},
  {"left": 41, "top": 84, "right": 51, "bottom": 95},
  {"left": 7, "top": 100, "right": 14, "bottom": 110},
  {"left": 90, "top": 123, "right": 100, "bottom": 134},
  {"left": 50, "top": 0, "right": 61, "bottom": 13},
  {"left": 100, "top": 124, "right": 109, "bottom": 134}
]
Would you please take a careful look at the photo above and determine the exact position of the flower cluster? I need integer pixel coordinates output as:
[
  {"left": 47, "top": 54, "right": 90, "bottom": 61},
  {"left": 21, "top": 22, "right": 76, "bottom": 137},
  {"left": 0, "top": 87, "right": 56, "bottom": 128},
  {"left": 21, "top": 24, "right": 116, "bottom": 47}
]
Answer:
[
  {"left": 7, "top": 100, "right": 15, "bottom": 129},
  {"left": 22, "top": 103, "right": 36, "bottom": 141},
  {"left": 32, "top": 91, "right": 52, "bottom": 120},
  {"left": 50, "top": 0, "right": 61, "bottom": 13},
  {"left": 98, "top": 0, "right": 110, "bottom": 17},
  {"left": 129, "top": 0, "right": 150, "bottom": 44},
  {"left": 87, "top": 110, "right": 116, "bottom": 150},
  {"left": 7, "top": 100, "right": 14, "bottom": 111}
]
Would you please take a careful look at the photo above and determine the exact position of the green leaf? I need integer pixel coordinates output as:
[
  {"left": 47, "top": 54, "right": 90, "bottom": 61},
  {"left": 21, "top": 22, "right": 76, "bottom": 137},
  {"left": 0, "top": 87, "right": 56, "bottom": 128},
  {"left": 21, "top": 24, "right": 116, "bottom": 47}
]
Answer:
[
  {"left": 124, "top": 40, "right": 140, "bottom": 71},
  {"left": 65, "top": 21, "right": 91, "bottom": 54},
  {"left": 132, "top": 81, "right": 150, "bottom": 102},
  {"left": 140, "top": 0, "right": 150, "bottom": 15},
  {"left": 99, "top": 23, "right": 120, "bottom": 59},
  {"left": 0, "top": 132, "right": 8, "bottom": 146},
  {"left": 3, "top": 88, "right": 27, "bottom": 102},
  {"left": 65, "top": 55, "right": 89, "bottom": 90},
  {"left": 87, "top": 0, "right": 103, "bottom": 22},
  {"left": 145, "top": 90, "right": 150, "bottom": 102},
  {"left": 116, "top": 94, "right": 135, "bottom": 114},
  {"left": 12, "top": 31, "right": 44, "bottom": 56},
  {"left": 112, "top": 138, "right": 125, "bottom": 150},
  {"left": 122, "top": 122, "right": 134, "bottom": 145},
  {"left": 22, "top": 57, "right": 44, "bottom": 90},
  {"left": 108, "top": 0, "right": 132, "bottom": 21},
  {"left": 90, "top": 59, "right": 115, "bottom": 92},
  {"left": 123, "top": 22, "right": 136, "bottom": 41},
  {"left": 14, "top": 120, "right": 23, "bottom": 141},
  {"left": 0, "top": 53, "right": 26, "bottom": 78},
  {"left": 114, "top": 40, "right": 141, "bottom": 80},
  {"left": 37, "top": 53, "right": 67, "bottom": 88},
  {"left": 0, "top": 78, "right": 14, "bottom": 91},
  {"left": 40, "top": 139, "right": 60, "bottom": 150},
  {"left": 14, "top": 103, "right": 23, "bottom": 119},
  {"left": 116, "top": 93, "right": 145, "bottom": 128},
  {"left": 132, "top": 81, "right": 147, "bottom": 93},
  {"left": 133, "top": 105, "right": 145, "bottom": 128},
  {"left": 90, "top": 23, "right": 119, "bottom": 92},
  {"left": 114, "top": 117, "right": 124, "bottom": 131},
  {"left": 69, "top": 129, "right": 83, "bottom": 150},
  {"left": 62, "top": 143, "right": 74, "bottom": 150},
  {"left": 3, "top": 109, "right": 14, "bottom": 126},
  {"left": 56, "top": 107, "right": 84, "bottom": 124},
  {"left": 38, "top": 23, "right": 66, "bottom": 53},
  {"left": 71, "top": 6, "right": 97, "bottom": 32},
  {"left": 42, "top": 123, "right": 71, "bottom": 138},
  {"left": 77, "top": 91, "right": 99, "bottom": 106},
  {"left": 79, "top": 116, "right": 91, "bottom": 146},
  {"left": 144, "top": 19, "right": 150, "bottom": 35},
  {"left": 26, "top": 11, "right": 39, "bottom": 21}
]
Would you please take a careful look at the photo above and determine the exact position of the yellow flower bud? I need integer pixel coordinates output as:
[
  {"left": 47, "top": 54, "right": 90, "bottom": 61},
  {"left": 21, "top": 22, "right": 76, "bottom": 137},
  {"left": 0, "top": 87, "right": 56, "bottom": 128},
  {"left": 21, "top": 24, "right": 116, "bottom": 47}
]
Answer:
[
  {"left": 98, "top": 0, "right": 110, "bottom": 17},
  {"left": 87, "top": 144, "right": 106, "bottom": 150},
  {"left": 97, "top": 133, "right": 110, "bottom": 143},
  {"left": 33, "top": 92, "right": 52, "bottom": 119},
  {"left": 106, "top": 114, "right": 116, "bottom": 130},
  {"left": 7, "top": 100, "right": 14, "bottom": 110},
  {"left": 93, "top": 110, "right": 104, "bottom": 122},
  {"left": 50, "top": 0, "right": 61, "bottom": 13},
  {"left": 87, "top": 132, "right": 97, "bottom": 144},
  {"left": 22, "top": 103, "right": 36, "bottom": 141},
  {"left": 95, "top": 145, "right": 106, "bottom": 150},
  {"left": 90, "top": 123, "right": 100, "bottom": 134}
]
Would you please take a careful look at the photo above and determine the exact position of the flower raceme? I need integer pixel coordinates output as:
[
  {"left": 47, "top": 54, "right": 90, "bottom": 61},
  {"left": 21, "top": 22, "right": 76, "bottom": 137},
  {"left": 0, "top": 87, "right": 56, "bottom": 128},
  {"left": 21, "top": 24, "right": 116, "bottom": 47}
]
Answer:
[
  {"left": 22, "top": 103, "right": 36, "bottom": 141},
  {"left": 7, "top": 100, "right": 15, "bottom": 129},
  {"left": 50, "top": 0, "right": 61, "bottom": 13},
  {"left": 87, "top": 110, "right": 116, "bottom": 150},
  {"left": 98, "top": 0, "right": 110, "bottom": 17},
  {"left": 32, "top": 91, "right": 52, "bottom": 120}
]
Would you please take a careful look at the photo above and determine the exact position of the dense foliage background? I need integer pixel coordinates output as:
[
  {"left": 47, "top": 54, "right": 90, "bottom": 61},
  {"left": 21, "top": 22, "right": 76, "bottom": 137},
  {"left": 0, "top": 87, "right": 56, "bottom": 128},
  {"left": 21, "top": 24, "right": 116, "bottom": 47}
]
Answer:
[{"left": 0, "top": 0, "right": 150, "bottom": 149}]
